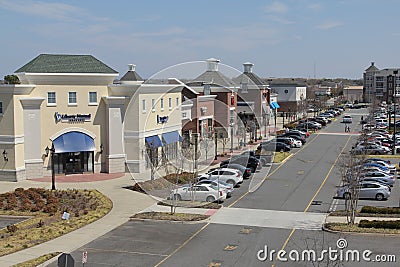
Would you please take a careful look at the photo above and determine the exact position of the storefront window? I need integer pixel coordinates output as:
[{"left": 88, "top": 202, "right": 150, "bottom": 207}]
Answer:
[
  {"left": 89, "top": 92, "right": 97, "bottom": 104},
  {"left": 47, "top": 92, "right": 56, "bottom": 105},
  {"left": 68, "top": 92, "right": 77, "bottom": 105}
]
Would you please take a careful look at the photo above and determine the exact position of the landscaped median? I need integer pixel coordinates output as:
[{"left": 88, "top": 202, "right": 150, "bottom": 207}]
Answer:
[
  {"left": 0, "top": 188, "right": 112, "bottom": 257},
  {"left": 324, "top": 206, "right": 400, "bottom": 234}
]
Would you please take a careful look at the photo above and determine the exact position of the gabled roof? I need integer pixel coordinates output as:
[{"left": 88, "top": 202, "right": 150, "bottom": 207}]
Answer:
[
  {"left": 15, "top": 54, "right": 118, "bottom": 74},
  {"left": 120, "top": 70, "right": 143, "bottom": 81},
  {"left": 233, "top": 72, "right": 267, "bottom": 87},
  {"left": 189, "top": 71, "right": 237, "bottom": 88},
  {"left": 365, "top": 62, "right": 379, "bottom": 72}
]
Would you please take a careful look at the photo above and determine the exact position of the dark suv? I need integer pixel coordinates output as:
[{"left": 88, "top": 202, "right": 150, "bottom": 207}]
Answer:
[{"left": 220, "top": 155, "right": 261, "bottom": 173}]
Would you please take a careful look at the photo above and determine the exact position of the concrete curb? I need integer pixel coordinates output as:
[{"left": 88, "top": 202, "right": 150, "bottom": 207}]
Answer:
[{"left": 322, "top": 222, "right": 400, "bottom": 237}]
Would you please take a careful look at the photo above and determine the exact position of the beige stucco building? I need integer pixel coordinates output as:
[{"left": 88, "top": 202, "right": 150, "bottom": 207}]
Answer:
[{"left": 0, "top": 55, "right": 183, "bottom": 182}]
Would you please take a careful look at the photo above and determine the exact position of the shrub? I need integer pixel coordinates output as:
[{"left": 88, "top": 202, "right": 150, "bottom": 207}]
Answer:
[
  {"left": 359, "top": 220, "right": 400, "bottom": 229},
  {"left": 360, "top": 206, "right": 400, "bottom": 214},
  {"left": 7, "top": 224, "right": 18, "bottom": 233}
]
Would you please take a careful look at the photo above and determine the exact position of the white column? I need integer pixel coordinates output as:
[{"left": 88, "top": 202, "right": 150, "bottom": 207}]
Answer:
[
  {"left": 20, "top": 98, "right": 45, "bottom": 179},
  {"left": 103, "top": 97, "right": 127, "bottom": 173}
]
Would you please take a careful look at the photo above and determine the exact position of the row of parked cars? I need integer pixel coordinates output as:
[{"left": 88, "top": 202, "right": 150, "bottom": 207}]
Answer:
[
  {"left": 169, "top": 150, "right": 268, "bottom": 202},
  {"left": 337, "top": 158, "right": 396, "bottom": 201},
  {"left": 352, "top": 109, "right": 400, "bottom": 155}
]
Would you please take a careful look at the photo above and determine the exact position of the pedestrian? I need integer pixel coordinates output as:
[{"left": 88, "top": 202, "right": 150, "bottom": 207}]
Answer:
[
  {"left": 347, "top": 125, "right": 351, "bottom": 132},
  {"left": 344, "top": 124, "right": 347, "bottom": 132},
  {"left": 285, "top": 127, "right": 289, "bottom": 133}
]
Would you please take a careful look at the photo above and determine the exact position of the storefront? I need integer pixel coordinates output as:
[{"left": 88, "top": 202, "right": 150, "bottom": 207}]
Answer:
[{"left": 52, "top": 131, "right": 96, "bottom": 174}]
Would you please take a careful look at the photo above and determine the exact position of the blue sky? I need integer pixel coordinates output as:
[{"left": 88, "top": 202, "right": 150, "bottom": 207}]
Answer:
[{"left": 1, "top": 0, "right": 400, "bottom": 79}]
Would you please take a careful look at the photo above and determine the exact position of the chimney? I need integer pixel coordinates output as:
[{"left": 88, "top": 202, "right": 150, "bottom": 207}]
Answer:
[
  {"left": 206, "top": 58, "right": 220, "bottom": 71},
  {"left": 371, "top": 62, "right": 375, "bottom": 66},
  {"left": 128, "top": 64, "right": 136, "bottom": 71},
  {"left": 243, "top": 62, "right": 254, "bottom": 73}
]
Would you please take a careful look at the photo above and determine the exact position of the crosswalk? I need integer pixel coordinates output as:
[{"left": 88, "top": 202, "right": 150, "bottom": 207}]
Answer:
[{"left": 209, "top": 207, "right": 327, "bottom": 231}]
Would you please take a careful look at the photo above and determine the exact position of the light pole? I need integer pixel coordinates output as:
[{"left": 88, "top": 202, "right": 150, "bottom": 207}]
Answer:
[
  {"left": 393, "top": 70, "right": 398, "bottom": 155},
  {"left": 214, "top": 131, "right": 218, "bottom": 160},
  {"left": 45, "top": 145, "right": 56, "bottom": 190}
]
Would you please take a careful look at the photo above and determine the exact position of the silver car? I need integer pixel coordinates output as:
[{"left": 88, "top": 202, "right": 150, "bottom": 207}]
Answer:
[
  {"left": 337, "top": 181, "right": 391, "bottom": 201},
  {"left": 170, "top": 184, "right": 227, "bottom": 202},
  {"left": 196, "top": 179, "right": 234, "bottom": 197}
]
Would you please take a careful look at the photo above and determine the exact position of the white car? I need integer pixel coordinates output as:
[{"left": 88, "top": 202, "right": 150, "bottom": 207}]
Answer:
[
  {"left": 199, "top": 168, "right": 243, "bottom": 186},
  {"left": 342, "top": 115, "right": 353, "bottom": 123},
  {"left": 170, "top": 184, "right": 227, "bottom": 202},
  {"left": 288, "top": 137, "right": 302, "bottom": 148}
]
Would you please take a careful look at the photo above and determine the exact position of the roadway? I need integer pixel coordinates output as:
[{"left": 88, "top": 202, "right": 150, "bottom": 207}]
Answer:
[{"left": 47, "top": 108, "right": 400, "bottom": 267}]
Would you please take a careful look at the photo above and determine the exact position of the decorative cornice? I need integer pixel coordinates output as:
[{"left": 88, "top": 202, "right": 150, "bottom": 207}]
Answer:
[
  {"left": 20, "top": 98, "right": 45, "bottom": 109},
  {"left": 0, "top": 135, "right": 24, "bottom": 144},
  {"left": 0, "top": 84, "right": 36, "bottom": 95}
]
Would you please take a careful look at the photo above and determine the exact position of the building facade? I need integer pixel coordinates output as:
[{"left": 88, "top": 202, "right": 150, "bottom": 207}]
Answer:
[{"left": 0, "top": 54, "right": 183, "bottom": 182}]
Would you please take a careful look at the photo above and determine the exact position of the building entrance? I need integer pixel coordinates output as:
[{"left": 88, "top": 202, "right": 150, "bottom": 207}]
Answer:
[{"left": 53, "top": 151, "right": 94, "bottom": 174}]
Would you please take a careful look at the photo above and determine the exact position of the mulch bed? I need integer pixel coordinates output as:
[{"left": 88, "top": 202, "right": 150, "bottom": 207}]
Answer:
[{"left": 131, "top": 211, "right": 209, "bottom": 221}]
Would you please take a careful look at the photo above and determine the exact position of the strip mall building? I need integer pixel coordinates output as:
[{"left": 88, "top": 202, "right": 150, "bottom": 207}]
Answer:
[{"left": 0, "top": 54, "right": 183, "bottom": 181}]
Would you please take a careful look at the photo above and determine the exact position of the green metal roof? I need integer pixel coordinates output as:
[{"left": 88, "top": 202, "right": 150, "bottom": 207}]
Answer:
[{"left": 15, "top": 54, "right": 118, "bottom": 74}]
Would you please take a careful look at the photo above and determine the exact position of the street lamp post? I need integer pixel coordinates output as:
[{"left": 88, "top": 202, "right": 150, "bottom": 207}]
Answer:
[
  {"left": 45, "top": 145, "right": 56, "bottom": 190},
  {"left": 214, "top": 131, "right": 218, "bottom": 160},
  {"left": 393, "top": 70, "right": 398, "bottom": 155}
]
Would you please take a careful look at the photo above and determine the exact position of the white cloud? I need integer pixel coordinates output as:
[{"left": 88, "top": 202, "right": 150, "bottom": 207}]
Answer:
[
  {"left": 266, "top": 15, "right": 295, "bottom": 25},
  {"left": 316, "top": 21, "right": 343, "bottom": 30},
  {"left": 0, "top": 0, "right": 87, "bottom": 22},
  {"left": 264, "top": 1, "right": 288, "bottom": 14}
]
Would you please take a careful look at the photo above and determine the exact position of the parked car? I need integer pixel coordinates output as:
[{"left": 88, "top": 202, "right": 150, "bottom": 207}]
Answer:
[
  {"left": 360, "top": 178, "right": 393, "bottom": 188},
  {"left": 287, "top": 137, "right": 302, "bottom": 148},
  {"left": 238, "top": 150, "right": 272, "bottom": 167},
  {"left": 360, "top": 171, "right": 395, "bottom": 186},
  {"left": 337, "top": 181, "right": 391, "bottom": 201},
  {"left": 196, "top": 179, "right": 234, "bottom": 197},
  {"left": 220, "top": 156, "right": 261, "bottom": 173},
  {"left": 218, "top": 163, "right": 252, "bottom": 178},
  {"left": 170, "top": 184, "right": 227, "bottom": 202},
  {"left": 276, "top": 137, "right": 294, "bottom": 147},
  {"left": 352, "top": 143, "right": 390, "bottom": 155},
  {"left": 258, "top": 141, "right": 291, "bottom": 152},
  {"left": 342, "top": 115, "right": 353, "bottom": 123},
  {"left": 279, "top": 132, "right": 306, "bottom": 144},
  {"left": 199, "top": 168, "right": 243, "bottom": 186}
]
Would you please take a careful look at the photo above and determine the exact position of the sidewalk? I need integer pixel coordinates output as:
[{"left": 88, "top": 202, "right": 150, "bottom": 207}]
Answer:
[{"left": 325, "top": 215, "right": 400, "bottom": 224}]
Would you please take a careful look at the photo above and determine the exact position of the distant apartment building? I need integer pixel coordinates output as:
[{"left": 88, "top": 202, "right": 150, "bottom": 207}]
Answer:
[{"left": 363, "top": 62, "right": 400, "bottom": 103}]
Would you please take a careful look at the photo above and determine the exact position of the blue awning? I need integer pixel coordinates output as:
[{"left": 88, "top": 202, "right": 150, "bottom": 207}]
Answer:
[
  {"left": 162, "top": 131, "right": 182, "bottom": 145},
  {"left": 53, "top": 131, "right": 95, "bottom": 153},
  {"left": 145, "top": 135, "right": 163, "bottom": 148},
  {"left": 270, "top": 101, "right": 280, "bottom": 109}
]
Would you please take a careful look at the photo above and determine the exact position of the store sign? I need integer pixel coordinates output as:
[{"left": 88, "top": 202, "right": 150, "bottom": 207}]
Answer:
[
  {"left": 54, "top": 112, "right": 91, "bottom": 123},
  {"left": 157, "top": 115, "right": 169, "bottom": 124}
]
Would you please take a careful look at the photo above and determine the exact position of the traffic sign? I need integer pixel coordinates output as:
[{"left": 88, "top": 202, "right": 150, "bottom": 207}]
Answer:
[{"left": 58, "top": 253, "right": 74, "bottom": 267}]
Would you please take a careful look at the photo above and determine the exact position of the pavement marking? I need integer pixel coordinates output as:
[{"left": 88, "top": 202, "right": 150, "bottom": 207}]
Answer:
[
  {"left": 209, "top": 261, "right": 222, "bottom": 267},
  {"left": 153, "top": 222, "right": 210, "bottom": 267},
  {"left": 328, "top": 198, "right": 339, "bottom": 212},
  {"left": 223, "top": 244, "right": 238, "bottom": 251},
  {"left": 240, "top": 227, "right": 252, "bottom": 234}
]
